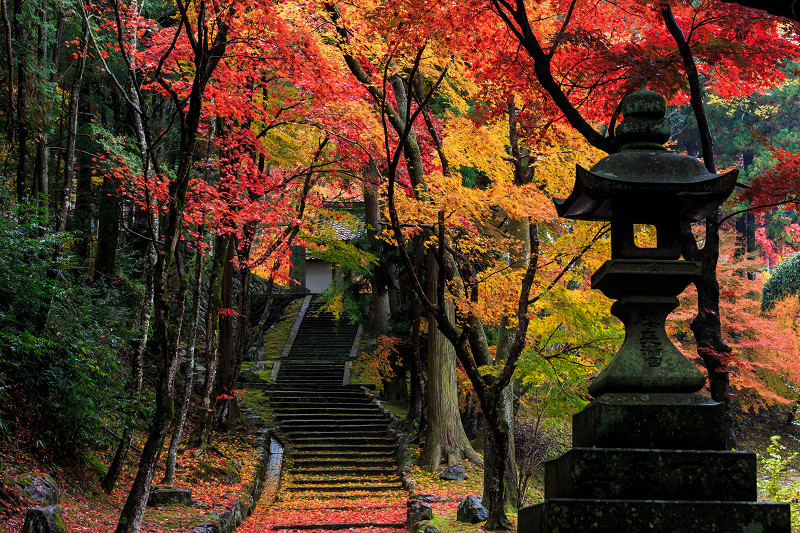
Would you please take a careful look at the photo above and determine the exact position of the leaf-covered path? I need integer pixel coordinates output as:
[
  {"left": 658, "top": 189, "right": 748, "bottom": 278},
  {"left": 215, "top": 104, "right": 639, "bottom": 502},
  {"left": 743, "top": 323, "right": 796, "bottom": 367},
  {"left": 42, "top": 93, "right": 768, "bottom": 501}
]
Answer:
[{"left": 239, "top": 297, "right": 407, "bottom": 532}]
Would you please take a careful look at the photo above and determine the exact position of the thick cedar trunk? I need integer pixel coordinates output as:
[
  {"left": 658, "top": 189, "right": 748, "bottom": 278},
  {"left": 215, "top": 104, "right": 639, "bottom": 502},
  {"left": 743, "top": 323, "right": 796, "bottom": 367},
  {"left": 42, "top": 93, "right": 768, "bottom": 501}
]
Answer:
[{"left": 420, "top": 252, "right": 480, "bottom": 470}]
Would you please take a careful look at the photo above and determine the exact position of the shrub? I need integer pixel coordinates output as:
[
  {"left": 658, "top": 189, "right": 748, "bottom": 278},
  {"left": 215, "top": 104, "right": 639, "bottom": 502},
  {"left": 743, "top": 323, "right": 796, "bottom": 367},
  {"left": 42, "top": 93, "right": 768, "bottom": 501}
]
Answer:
[
  {"left": 0, "top": 204, "right": 132, "bottom": 453},
  {"left": 758, "top": 435, "right": 800, "bottom": 527}
]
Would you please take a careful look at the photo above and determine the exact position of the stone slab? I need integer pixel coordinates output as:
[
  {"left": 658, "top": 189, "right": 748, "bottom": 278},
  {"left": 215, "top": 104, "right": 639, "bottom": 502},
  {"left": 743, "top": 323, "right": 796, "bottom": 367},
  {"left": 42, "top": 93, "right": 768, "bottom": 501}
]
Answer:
[
  {"left": 519, "top": 499, "right": 790, "bottom": 533},
  {"left": 573, "top": 392, "right": 728, "bottom": 450},
  {"left": 147, "top": 487, "right": 192, "bottom": 507},
  {"left": 545, "top": 448, "right": 756, "bottom": 501}
]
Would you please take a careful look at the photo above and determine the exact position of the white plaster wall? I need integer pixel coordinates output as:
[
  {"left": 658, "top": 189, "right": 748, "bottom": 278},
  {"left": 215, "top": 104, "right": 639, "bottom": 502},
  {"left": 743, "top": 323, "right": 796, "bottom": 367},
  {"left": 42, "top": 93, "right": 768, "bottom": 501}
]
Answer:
[{"left": 306, "top": 261, "right": 333, "bottom": 293}]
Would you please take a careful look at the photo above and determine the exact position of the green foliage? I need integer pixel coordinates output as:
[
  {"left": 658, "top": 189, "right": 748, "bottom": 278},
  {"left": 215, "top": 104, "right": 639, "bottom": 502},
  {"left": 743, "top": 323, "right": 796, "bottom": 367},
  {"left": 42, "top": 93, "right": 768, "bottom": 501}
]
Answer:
[
  {"left": 757, "top": 435, "right": 800, "bottom": 526},
  {"left": 0, "top": 203, "right": 132, "bottom": 453},
  {"left": 762, "top": 252, "right": 800, "bottom": 312}
]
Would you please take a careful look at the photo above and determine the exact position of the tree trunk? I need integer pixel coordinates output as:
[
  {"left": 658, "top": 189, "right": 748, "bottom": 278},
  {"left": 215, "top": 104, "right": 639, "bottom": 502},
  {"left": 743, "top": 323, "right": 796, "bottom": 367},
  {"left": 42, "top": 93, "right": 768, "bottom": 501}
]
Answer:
[
  {"left": 420, "top": 251, "right": 481, "bottom": 470},
  {"left": 73, "top": 143, "right": 93, "bottom": 260},
  {"left": 102, "top": 249, "right": 155, "bottom": 494},
  {"left": 213, "top": 237, "right": 238, "bottom": 430},
  {"left": 189, "top": 234, "right": 228, "bottom": 449},
  {"left": 2, "top": 0, "right": 13, "bottom": 143},
  {"left": 164, "top": 237, "right": 204, "bottom": 485},
  {"left": 13, "top": 0, "right": 27, "bottom": 202},
  {"left": 56, "top": 19, "right": 87, "bottom": 233},
  {"left": 364, "top": 176, "right": 390, "bottom": 331},
  {"left": 662, "top": 6, "right": 734, "bottom": 445},
  {"left": 94, "top": 173, "right": 120, "bottom": 283}
]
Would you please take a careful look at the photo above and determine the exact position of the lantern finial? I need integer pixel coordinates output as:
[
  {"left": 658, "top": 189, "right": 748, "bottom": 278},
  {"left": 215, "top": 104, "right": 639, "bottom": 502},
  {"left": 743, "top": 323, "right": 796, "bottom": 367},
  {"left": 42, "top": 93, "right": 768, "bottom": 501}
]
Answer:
[{"left": 615, "top": 81, "right": 671, "bottom": 149}]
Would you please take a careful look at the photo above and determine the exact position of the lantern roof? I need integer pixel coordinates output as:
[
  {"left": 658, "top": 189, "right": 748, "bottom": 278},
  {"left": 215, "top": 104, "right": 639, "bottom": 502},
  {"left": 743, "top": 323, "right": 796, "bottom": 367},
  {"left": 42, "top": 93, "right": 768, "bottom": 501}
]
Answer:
[{"left": 554, "top": 83, "right": 738, "bottom": 222}]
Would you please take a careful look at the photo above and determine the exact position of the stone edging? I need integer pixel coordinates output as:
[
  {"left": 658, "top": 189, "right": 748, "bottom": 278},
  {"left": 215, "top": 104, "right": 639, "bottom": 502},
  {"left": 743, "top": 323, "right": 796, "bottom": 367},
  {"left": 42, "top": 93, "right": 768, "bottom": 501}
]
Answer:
[
  {"left": 359, "top": 386, "right": 416, "bottom": 492},
  {"left": 186, "top": 408, "right": 284, "bottom": 533}
]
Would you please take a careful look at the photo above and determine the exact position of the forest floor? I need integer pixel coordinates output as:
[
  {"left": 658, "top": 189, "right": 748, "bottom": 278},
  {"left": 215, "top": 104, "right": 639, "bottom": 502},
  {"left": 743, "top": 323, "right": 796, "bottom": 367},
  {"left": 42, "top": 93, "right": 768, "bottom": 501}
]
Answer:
[{"left": 0, "top": 418, "right": 262, "bottom": 533}]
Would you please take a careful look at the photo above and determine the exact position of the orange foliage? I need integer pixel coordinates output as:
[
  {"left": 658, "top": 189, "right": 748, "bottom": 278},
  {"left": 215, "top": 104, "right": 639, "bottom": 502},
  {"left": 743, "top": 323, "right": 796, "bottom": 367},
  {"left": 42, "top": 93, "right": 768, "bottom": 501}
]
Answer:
[{"left": 669, "top": 228, "right": 800, "bottom": 411}]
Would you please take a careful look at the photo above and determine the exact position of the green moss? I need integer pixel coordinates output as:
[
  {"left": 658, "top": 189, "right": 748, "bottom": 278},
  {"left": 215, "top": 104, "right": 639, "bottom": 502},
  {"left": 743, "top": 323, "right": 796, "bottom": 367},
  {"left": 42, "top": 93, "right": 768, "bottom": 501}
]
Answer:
[
  {"left": 383, "top": 402, "right": 409, "bottom": 420},
  {"left": 238, "top": 388, "right": 276, "bottom": 426},
  {"left": 263, "top": 299, "right": 305, "bottom": 360},
  {"left": 54, "top": 509, "right": 67, "bottom": 532}
]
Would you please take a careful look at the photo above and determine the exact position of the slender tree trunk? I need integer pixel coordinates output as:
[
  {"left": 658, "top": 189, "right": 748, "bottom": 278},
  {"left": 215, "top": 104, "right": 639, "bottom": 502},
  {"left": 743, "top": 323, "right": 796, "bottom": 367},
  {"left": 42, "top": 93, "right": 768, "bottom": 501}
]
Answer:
[
  {"left": 212, "top": 237, "right": 236, "bottom": 428},
  {"left": 164, "top": 236, "right": 205, "bottom": 485},
  {"left": 94, "top": 173, "right": 121, "bottom": 283},
  {"left": 56, "top": 19, "right": 87, "bottom": 233},
  {"left": 1, "top": 0, "right": 14, "bottom": 142},
  {"left": 364, "top": 173, "right": 390, "bottom": 331},
  {"left": 189, "top": 234, "right": 228, "bottom": 449},
  {"left": 74, "top": 143, "right": 93, "bottom": 260},
  {"left": 406, "top": 235, "right": 426, "bottom": 432},
  {"left": 13, "top": 0, "right": 27, "bottom": 202},
  {"left": 102, "top": 249, "right": 155, "bottom": 494}
]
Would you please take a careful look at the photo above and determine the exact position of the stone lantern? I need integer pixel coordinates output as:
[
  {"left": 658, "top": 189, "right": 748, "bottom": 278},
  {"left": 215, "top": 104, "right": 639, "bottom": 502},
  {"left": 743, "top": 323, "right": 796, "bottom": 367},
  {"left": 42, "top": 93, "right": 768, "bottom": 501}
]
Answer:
[
  {"left": 518, "top": 84, "right": 790, "bottom": 532},
  {"left": 554, "top": 82, "right": 738, "bottom": 398}
]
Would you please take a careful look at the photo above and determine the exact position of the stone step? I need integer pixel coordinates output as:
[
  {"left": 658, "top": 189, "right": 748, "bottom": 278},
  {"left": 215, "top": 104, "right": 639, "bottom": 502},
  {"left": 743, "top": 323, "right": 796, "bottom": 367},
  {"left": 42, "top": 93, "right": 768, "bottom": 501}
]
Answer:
[
  {"left": 290, "top": 466, "right": 396, "bottom": 476},
  {"left": 268, "top": 385, "right": 362, "bottom": 392},
  {"left": 274, "top": 406, "right": 379, "bottom": 414},
  {"left": 277, "top": 369, "right": 343, "bottom": 375},
  {"left": 288, "top": 436, "right": 394, "bottom": 447},
  {"left": 285, "top": 484, "right": 404, "bottom": 493},
  {"left": 282, "top": 428, "right": 389, "bottom": 438},
  {"left": 275, "top": 373, "right": 344, "bottom": 388},
  {"left": 520, "top": 499, "right": 790, "bottom": 532},
  {"left": 267, "top": 384, "right": 371, "bottom": 392},
  {"left": 545, "top": 447, "right": 757, "bottom": 502},
  {"left": 292, "top": 457, "right": 396, "bottom": 468},
  {"left": 292, "top": 444, "right": 395, "bottom": 459},
  {"left": 270, "top": 399, "right": 375, "bottom": 408},
  {"left": 292, "top": 450, "right": 395, "bottom": 459},
  {"left": 278, "top": 421, "right": 390, "bottom": 431},
  {"left": 275, "top": 412, "right": 386, "bottom": 421},
  {"left": 269, "top": 395, "right": 372, "bottom": 403},
  {"left": 267, "top": 387, "right": 365, "bottom": 395},
  {"left": 290, "top": 475, "right": 400, "bottom": 485},
  {"left": 271, "top": 402, "right": 375, "bottom": 410},
  {"left": 272, "top": 522, "right": 404, "bottom": 531}
]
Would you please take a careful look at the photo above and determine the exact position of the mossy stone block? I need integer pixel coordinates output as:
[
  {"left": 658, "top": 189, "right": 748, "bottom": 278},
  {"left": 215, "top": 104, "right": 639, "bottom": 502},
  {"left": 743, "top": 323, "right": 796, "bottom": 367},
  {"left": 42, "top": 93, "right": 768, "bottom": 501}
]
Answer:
[
  {"left": 519, "top": 499, "right": 790, "bottom": 533},
  {"left": 573, "top": 393, "right": 727, "bottom": 450}
]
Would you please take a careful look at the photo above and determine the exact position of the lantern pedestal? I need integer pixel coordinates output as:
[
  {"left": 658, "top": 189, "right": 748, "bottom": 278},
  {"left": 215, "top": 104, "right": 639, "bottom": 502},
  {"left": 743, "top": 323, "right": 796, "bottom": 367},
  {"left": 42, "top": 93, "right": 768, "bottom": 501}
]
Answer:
[
  {"left": 588, "top": 259, "right": 706, "bottom": 397},
  {"left": 518, "top": 393, "right": 790, "bottom": 532}
]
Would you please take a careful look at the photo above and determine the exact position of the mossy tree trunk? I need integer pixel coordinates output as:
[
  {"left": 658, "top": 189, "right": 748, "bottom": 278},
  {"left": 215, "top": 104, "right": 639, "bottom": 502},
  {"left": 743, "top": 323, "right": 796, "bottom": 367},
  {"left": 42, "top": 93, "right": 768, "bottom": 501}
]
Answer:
[{"left": 420, "top": 251, "right": 482, "bottom": 470}]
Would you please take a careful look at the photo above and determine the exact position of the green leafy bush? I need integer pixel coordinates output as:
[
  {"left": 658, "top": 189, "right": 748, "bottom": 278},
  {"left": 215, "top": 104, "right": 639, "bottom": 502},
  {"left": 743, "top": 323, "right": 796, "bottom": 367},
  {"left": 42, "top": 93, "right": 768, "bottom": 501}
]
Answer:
[
  {"left": 758, "top": 435, "right": 800, "bottom": 528},
  {"left": 0, "top": 204, "right": 133, "bottom": 453}
]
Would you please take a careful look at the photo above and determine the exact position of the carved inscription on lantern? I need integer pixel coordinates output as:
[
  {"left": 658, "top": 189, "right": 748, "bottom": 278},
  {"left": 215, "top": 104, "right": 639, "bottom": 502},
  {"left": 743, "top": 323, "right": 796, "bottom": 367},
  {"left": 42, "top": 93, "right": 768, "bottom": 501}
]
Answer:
[{"left": 640, "top": 318, "right": 662, "bottom": 367}]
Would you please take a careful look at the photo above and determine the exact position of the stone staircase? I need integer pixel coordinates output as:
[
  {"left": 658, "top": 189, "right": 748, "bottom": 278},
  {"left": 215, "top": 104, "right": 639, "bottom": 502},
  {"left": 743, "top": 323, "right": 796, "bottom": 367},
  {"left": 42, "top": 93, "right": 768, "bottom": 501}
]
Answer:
[{"left": 266, "top": 298, "right": 406, "bottom": 532}]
